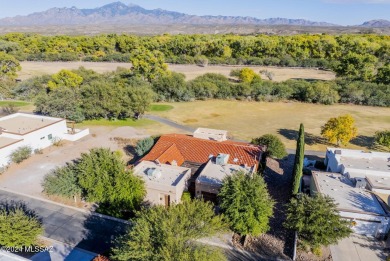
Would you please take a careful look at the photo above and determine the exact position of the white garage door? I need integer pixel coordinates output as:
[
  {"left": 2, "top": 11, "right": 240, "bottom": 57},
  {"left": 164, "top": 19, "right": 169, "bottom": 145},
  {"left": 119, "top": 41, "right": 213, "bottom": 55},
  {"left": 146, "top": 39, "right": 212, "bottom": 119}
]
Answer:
[{"left": 352, "top": 220, "right": 379, "bottom": 236}]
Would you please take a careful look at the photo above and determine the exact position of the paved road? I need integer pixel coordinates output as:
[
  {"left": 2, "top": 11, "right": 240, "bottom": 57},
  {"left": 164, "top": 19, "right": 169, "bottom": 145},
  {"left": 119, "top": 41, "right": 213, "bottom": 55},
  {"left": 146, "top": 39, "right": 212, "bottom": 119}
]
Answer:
[
  {"left": 144, "top": 114, "right": 196, "bottom": 133},
  {"left": 145, "top": 114, "right": 325, "bottom": 158},
  {"left": 0, "top": 190, "right": 129, "bottom": 254}
]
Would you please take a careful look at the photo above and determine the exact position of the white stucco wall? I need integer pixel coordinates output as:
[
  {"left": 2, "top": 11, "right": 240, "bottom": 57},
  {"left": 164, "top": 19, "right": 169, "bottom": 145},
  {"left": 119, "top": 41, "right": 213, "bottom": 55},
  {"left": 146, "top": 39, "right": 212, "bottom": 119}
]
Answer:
[
  {"left": 0, "top": 114, "right": 89, "bottom": 167},
  {"left": 0, "top": 140, "right": 23, "bottom": 167},
  {"left": 143, "top": 172, "right": 190, "bottom": 206}
]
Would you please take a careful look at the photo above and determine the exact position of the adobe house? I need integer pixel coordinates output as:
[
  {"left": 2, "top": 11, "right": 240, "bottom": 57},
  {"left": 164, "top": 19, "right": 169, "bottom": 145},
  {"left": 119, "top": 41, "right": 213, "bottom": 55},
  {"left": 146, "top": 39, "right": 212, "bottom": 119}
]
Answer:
[
  {"left": 135, "top": 128, "right": 264, "bottom": 204},
  {"left": 311, "top": 171, "right": 390, "bottom": 238},
  {"left": 0, "top": 113, "right": 89, "bottom": 168}
]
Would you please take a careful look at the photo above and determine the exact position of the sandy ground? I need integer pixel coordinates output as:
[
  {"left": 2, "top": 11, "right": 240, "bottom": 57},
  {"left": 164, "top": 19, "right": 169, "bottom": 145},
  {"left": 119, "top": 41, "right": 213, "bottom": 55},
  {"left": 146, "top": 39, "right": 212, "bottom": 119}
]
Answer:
[
  {"left": 0, "top": 126, "right": 149, "bottom": 201},
  {"left": 18, "top": 62, "right": 336, "bottom": 82},
  {"left": 150, "top": 100, "right": 390, "bottom": 151}
]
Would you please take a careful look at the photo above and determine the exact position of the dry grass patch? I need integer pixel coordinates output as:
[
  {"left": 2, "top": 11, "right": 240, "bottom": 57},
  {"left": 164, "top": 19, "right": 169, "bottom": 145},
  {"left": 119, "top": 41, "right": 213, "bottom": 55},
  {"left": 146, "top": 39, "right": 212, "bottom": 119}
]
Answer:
[
  {"left": 18, "top": 62, "right": 336, "bottom": 82},
  {"left": 151, "top": 100, "right": 390, "bottom": 151}
]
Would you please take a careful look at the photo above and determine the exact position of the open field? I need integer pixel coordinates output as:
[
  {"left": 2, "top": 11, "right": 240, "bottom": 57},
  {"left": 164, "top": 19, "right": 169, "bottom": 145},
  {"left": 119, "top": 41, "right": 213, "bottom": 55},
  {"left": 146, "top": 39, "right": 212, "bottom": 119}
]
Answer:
[
  {"left": 149, "top": 100, "right": 390, "bottom": 151},
  {"left": 1, "top": 24, "right": 389, "bottom": 36},
  {"left": 18, "top": 61, "right": 336, "bottom": 82}
]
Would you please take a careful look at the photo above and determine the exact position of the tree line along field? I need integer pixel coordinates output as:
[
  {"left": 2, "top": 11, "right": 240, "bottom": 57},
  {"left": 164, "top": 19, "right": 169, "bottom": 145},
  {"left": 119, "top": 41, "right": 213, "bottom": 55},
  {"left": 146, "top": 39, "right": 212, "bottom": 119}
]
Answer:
[
  {"left": 17, "top": 61, "right": 336, "bottom": 82},
  {"left": 1, "top": 33, "right": 389, "bottom": 82},
  {"left": 148, "top": 100, "right": 390, "bottom": 151}
]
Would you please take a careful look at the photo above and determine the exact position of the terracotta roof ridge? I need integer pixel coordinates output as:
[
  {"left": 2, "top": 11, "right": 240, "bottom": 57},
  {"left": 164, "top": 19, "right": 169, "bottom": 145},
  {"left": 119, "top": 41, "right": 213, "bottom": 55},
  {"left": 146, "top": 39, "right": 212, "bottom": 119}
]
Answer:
[{"left": 161, "top": 134, "right": 256, "bottom": 147}]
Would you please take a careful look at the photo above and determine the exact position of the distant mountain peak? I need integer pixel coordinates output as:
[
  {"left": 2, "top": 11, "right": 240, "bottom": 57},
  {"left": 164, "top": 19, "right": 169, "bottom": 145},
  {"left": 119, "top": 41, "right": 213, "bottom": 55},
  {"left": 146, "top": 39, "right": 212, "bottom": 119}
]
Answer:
[
  {"left": 360, "top": 19, "right": 390, "bottom": 28},
  {"left": 1, "top": 1, "right": 386, "bottom": 28}
]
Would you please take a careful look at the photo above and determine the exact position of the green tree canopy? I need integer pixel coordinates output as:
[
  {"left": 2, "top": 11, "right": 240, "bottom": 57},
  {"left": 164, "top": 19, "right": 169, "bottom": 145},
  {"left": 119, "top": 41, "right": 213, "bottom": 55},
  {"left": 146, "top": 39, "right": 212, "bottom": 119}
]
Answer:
[
  {"left": 0, "top": 52, "right": 20, "bottom": 80},
  {"left": 321, "top": 114, "right": 358, "bottom": 146},
  {"left": 111, "top": 200, "right": 227, "bottom": 261},
  {"left": 284, "top": 193, "right": 352, "bottom": 250},
  {"left": 0, "top": 205, "right": 43, "bottom": 247},
  {"left": 376, "top": 64, "right": 390, "bottom": 85},
  {"left": 218, "top": 171, "right": 274, "bottom": 236},
  {"left": 252, "top": 134, "right": 287, "bottom": 159},
  {"left": 77, "top": 148, "right": 145, "bottom": 217}
]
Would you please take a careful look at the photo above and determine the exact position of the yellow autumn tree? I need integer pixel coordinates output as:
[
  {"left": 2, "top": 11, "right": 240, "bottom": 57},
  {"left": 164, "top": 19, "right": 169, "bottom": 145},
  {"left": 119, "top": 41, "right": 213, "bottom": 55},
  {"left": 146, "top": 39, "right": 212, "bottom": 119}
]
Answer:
[
  {"left": 47, "top": 69, "right": 83, "bottom": 90},
  {"left": 321, "top": 114, "right": 358, "bottom": 146}
]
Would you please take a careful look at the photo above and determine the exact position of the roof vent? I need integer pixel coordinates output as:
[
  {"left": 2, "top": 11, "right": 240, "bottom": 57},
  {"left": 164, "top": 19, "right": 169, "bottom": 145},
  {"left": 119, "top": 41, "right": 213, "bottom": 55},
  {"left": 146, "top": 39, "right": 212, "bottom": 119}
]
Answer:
[
  {"left": 146, "top": 168, "right": 162, "bottom": 179},
  {"left": 216, "top": 153, "right": 230, "bottom": 165},
  {"left": 354, "top": 178, "right": 366, "bottom": 189}
]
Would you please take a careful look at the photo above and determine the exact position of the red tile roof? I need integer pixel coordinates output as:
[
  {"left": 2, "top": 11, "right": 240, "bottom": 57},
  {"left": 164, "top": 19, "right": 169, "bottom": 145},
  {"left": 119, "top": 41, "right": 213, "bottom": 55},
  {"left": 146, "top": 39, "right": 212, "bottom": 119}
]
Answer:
[{"left": 142, "top": 134, "right": 263, "bottom": 170}]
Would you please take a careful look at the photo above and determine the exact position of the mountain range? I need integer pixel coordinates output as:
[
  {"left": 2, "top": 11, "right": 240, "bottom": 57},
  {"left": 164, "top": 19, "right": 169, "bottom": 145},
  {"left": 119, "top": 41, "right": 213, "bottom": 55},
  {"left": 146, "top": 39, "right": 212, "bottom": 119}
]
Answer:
[{"left": 0, "top": 1, "right": 388, "bottom": 28}]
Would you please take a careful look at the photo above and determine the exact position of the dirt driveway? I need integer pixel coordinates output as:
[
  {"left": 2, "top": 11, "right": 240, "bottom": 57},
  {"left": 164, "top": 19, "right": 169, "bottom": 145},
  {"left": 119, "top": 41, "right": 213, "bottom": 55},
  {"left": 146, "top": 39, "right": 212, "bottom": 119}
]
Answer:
[{"left": 0, "top": 126, "right": 148, "bottom": 199}]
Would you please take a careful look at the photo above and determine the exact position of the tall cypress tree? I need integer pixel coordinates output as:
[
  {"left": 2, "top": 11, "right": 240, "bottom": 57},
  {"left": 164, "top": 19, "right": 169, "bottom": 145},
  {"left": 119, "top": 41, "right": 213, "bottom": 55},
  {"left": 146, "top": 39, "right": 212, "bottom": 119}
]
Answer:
[{"left": 292, "top": 124, "right": 305, "bottom": 195}]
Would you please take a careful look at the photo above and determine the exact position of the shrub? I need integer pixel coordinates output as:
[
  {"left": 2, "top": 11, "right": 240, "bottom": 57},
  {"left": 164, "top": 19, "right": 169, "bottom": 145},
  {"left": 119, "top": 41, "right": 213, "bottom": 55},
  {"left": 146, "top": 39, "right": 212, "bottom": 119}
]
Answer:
[
  {"left": 375, "top": 130, "right": 390, "bottom": 149},
  {"left": 135, "top": 137, "right": 155, "bottom": 157},
  {"left": 10, "top": 146, "right": 32, "bottom": 164},
  {"left": 251, "top": 134, "right": 287, "bottom": 159},
  {"left": 42, "top": 165, "right": 82, "bottom": 202}
]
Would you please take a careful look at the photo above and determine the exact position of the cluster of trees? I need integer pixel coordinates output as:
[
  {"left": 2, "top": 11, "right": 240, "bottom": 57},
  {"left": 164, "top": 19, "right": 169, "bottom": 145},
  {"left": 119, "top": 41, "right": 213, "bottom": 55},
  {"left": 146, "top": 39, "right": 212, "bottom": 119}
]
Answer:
[
  {"left": 1, "top": 33, "right": 389, "bottom": 81},
  {"left": 42, "top": 148, "right": 145, "bottom": 218},
  {"left": 18, "top": 67, "right": 155, "bottom": 122},
  {"left": 150, "top": 71, "right": 389, "bottom": 106}
]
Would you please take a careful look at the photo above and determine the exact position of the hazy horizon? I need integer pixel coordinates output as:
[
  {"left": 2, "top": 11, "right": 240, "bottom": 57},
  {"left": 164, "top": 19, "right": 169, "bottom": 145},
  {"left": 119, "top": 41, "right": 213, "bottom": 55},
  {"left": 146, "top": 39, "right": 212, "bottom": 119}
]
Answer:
[{"left": 0, "top": 0, "right": 389, "bottom": 26}]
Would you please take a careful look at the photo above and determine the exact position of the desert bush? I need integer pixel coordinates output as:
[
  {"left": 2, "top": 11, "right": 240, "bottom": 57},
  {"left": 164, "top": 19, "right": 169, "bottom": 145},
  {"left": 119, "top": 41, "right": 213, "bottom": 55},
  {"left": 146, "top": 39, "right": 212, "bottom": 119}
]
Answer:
[{"left": 10, "top": 146, "right": 32, "bottom": 164}]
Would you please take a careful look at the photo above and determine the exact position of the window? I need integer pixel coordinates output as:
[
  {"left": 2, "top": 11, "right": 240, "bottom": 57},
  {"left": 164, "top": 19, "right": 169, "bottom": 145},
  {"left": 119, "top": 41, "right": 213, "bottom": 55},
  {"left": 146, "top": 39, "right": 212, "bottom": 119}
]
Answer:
[
  {"left": 40, "top": 136, "right": 45, "bottom": 140},
  {"left": 48, "top": 134, "right": 53, "bottom": 140}
]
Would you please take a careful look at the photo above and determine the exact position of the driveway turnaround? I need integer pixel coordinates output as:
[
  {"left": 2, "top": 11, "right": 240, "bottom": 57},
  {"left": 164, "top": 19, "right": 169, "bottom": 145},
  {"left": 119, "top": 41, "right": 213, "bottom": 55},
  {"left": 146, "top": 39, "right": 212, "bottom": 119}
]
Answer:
[
  {"left": 0, "top": 190, "right": 129, "bottom": 255},
  {"left": 331, "top": 234, "right": 387, "bottom": 261}
]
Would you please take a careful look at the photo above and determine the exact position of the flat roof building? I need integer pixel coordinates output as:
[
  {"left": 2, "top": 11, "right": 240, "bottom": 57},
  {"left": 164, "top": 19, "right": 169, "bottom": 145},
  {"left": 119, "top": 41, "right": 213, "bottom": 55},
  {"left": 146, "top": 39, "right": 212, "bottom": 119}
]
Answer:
[
  {"left": 325, "top": 148, "right": 390, "bottom": 178},
  {"left": 0, "top": 113, "right": 89, "bottom": 168},
  {"left": 193, "top": 128, "right": 228, "bottom": 142},
  {"left": 311, "top": 171, "right": 390, "bottom": 238},
  {"left": 195, "top": 155, "right": 252, "bottom": 202},
  {"left": 133, "top": 161, "right": 191, "bottom": 206}
]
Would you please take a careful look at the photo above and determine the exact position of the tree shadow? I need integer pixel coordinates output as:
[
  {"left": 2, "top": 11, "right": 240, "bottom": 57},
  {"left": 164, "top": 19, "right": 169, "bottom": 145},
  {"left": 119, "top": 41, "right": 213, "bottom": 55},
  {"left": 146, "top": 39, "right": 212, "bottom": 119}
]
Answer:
[
  {"left": 74, "top": 212, "right": 130, "bottom": 256},
  {"left": 278, "top": 128, "right": 330, "bottom": 146},
  {"left": 0, "top": 200, "right": 42, "bottom": 223},
  {"left": 257, "top": 155, "right": 295, "bottom": 259},
  {"left": 350, "top": 135, "right": 375, "bottom": 149}
]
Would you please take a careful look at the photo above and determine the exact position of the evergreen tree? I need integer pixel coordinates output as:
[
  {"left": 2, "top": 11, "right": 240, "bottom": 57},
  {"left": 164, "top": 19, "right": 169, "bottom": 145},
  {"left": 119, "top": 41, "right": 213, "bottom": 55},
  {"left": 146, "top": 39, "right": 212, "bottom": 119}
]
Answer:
[
  {"left": 292, "top": 124, "right": 305, "bottom": 195},
  {"left": 218, "top": 171, "right": 274, "bottom": 236},
  {"left": 284, "top": 194, "right": 352, "bottom": 251},
  {"left": 0, "top": 205, "right": 43, "bottom": 247}
]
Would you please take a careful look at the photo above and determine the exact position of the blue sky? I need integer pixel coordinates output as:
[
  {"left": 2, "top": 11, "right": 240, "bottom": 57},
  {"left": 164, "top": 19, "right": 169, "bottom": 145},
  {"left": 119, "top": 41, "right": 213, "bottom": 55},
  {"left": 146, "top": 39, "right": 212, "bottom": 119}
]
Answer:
[{"left": 0, "top": 0, "right": 389, "bottom": 25}]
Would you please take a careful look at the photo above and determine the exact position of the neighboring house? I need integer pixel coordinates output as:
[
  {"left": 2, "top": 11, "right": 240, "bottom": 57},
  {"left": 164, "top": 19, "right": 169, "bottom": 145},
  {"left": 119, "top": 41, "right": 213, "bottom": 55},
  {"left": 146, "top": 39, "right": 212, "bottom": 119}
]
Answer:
[
  {"left": 133, "top": 161, "right": 191, "bottom": 207},
  {"left": 135, "top": 129, "right": 264, "bottom": 205},
  {"left": 0, "top": 113, "right": 89, "bottom": 167},
  {"left": 325, "top": 148, "right": 390, "bottom": 203},
  {"left": 311, "top": 171, "right": 390, "bottom": 238},
  {"left": 195, "top": 154, "right": 253, "bottom": 201}
]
